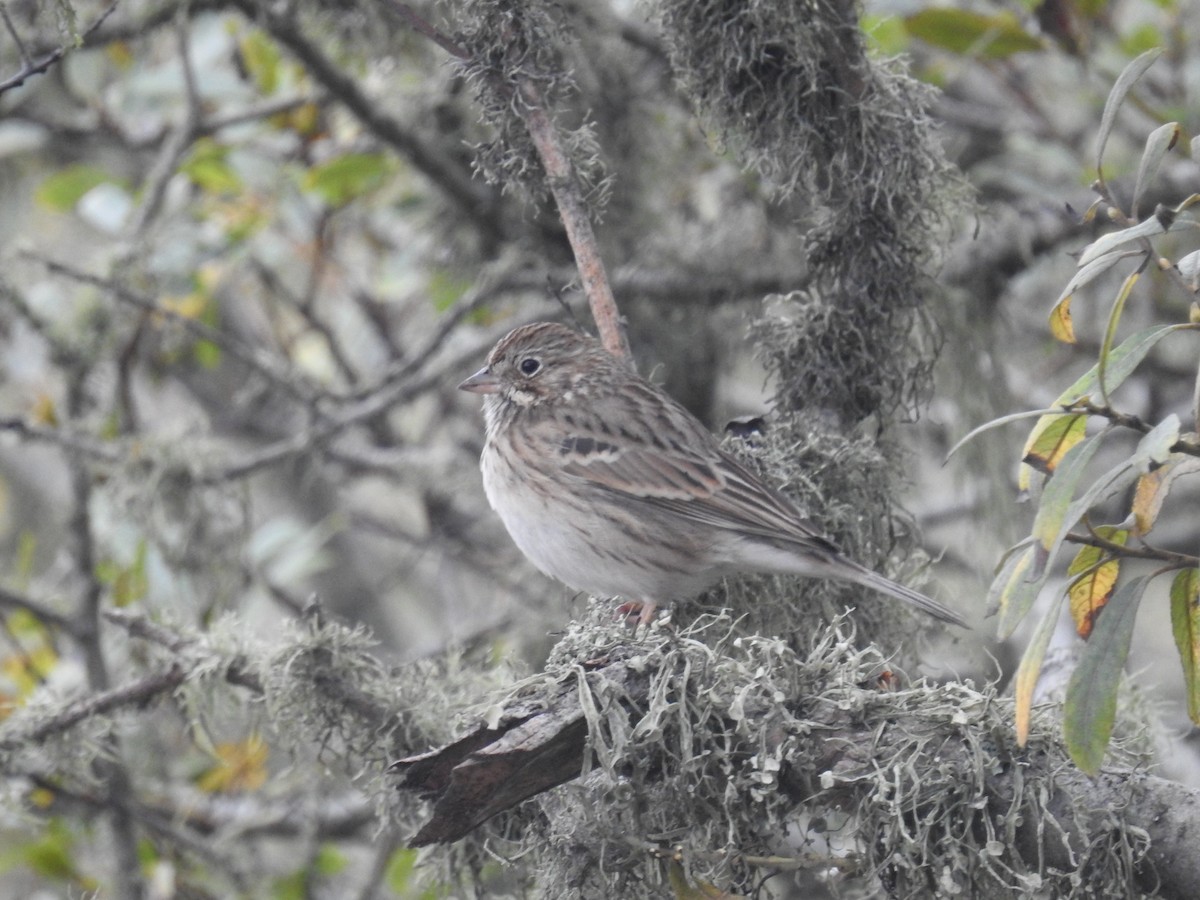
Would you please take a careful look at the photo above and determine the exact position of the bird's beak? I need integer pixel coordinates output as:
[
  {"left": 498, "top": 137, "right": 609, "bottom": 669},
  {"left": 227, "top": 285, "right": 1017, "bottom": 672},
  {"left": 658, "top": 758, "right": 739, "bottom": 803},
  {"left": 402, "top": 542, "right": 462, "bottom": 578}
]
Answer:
[{"left": 458, "top": 367, "right": 501, "bottom": 394}]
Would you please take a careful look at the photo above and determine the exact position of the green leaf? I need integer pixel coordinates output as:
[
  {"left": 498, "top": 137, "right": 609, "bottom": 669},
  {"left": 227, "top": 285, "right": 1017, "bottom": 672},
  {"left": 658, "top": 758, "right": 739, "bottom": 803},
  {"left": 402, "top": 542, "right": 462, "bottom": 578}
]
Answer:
[
  {"left": 0, "top": 820, "right": 78, "bottom": 881},
  {"left": 1096, "top": 48, "right": 1163, "bottom": 176},
  {"left": 428, "top": 269, "right": 473, "bottom": 313},
  {"left": 1064, "top": 576, "right": 1147, "bottom": 775},
  {"left": 1029, "top": 434, "right": 1106, "bottom": 570},
  {"left": 36, "top": 165, "right": 115, "bottom": 211},
  {"left": 386, "top": 847, "right": 420, "bottom": 893},
  {"left": 304, "top": 153, "right": 391, "bottom": 206},
  {"left": 1016, "top": 326, "right": 1187, "bottom": 491},
  {"left": 314, "top": 844, "right": 347, "bottom": 876},
  {"left": 862, "top": 14, "right": 909, "bottom": 56},
  {"left": 1132, "top": 122, "right": 1181, "bottom": 215},
  {"left": 1170, "top": 568, "right": 1200, "bottom": 724},
  {"left": 904, "top": 9, "right": 1044, "bottom": 58},
  {"left": 240, "top": 30, "right": 282, "bottom": 95},
  {"left": 945, "top": 406, "right": 1067, "bottom": 462},
  {"left": 1054, "top": 252, "right": 1126, "bottom": 308},
  {"left": 1055, "top": 324, "right": 1188, "bottom": 406},
  {"left": 1077, "top": 220, "right": 1163, "bottom": 268},
  {"left": 193, "top": 339, "right": 222, "bottom": 369},
  {"left": 181, "top": 139, "right": 243, "bottom": 195},
  {"left": 1096, "top": 270, "right": 1141, "bottom": 402},
  {"left": 272, "top": 871, "right": 306, "bottom": 900},
  {"left": 991, "top": 543, "right": 1044, "bottom": 639}
]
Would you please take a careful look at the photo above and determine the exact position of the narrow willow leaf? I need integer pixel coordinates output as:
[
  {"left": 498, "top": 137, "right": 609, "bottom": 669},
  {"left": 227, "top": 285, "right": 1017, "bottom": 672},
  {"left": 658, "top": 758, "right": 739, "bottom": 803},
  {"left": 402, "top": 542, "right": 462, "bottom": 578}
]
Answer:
[
  {"left": 1054, "top": 325, "right": 1186, "bottom": 406},
  {"left": 1170, "top": 568, "right": 1200, "bottom": 724},
  {"left": 946, "top": 407, "right": 1068, "bottom": 462},
  {"left": 1130, "top": 414, "right": 1180, "bottom": 473},
  {"left": 1132, "top": 122, "right": 1181, "bottom": 215},
  {"left": 1021, "top": 413, "right": 1087, "bottom": 482},
  {"left": 1063, "top": 576, "right": 1148, "bottom": 775},
  {"left": 1063, "top": 456, "right": 1139, "bottom": 532},
  {"left": 1097, "top": 271, "right": 1142, "bottom": 403},
  {"left": 1077, "top": 220, "right": 1161, "bottom": 268},
  {"left": 1133, "top": 454, "right": 1200, "bottom": 535},
  {"left": 1179, "top": 250, "right": 1200, "bottom": 288},
  {"left": 1055, "top": 253, "right": 1127, "bottom": 306},
  {"left": 1014, "top": 591, "right": 1063, "bottom": 746},
  {"left": 1096, "top": 48, "right": 1163, "bottom": 175},
  {"left": 1066, "top": 526, "right": 1129, "bottom": 638},
  {"left": 903, "top": 9, "right": 1043, "bottom": 57},
  {"left": 1030, "top": 435, "right": 1105, "bottom": 565},
  {"left": 1049, "top": 294, "right": 1075, "bottom": 343},
  {"left": 990, "top": 544, "right": 1042, "bottom": 639}
]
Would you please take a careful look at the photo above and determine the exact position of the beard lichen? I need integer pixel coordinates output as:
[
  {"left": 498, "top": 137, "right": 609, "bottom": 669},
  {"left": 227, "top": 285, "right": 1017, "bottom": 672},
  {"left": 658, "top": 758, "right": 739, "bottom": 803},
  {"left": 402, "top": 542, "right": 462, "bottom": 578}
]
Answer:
[{"left": 416, "top": 606, "right": 1152, "bottom": 898}]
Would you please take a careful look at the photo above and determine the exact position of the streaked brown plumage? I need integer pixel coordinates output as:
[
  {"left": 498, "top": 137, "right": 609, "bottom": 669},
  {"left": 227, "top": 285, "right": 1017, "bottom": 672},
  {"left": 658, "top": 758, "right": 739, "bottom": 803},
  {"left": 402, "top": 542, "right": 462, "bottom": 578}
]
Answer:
[{"left": 460, "top": 322, "right": 967, "bottom": 629}]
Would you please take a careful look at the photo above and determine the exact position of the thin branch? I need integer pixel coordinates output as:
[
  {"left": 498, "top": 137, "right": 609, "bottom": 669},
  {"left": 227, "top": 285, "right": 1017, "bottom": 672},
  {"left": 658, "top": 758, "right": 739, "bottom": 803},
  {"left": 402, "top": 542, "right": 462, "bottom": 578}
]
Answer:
[
  {"left": 24, "top": 254, "right": 320, "bottom": 407},
  {"left": 0, "top": 1, "right": 119, "bottom": 95},
  {"left": 0, "top": 417, "right": 123, "bottom": 464},
  {"left": 1, "top": 665, "right": 187, "bottom": 748},
  {"left": 514, "top": 76, "right": 629, "bottom": 359},
  {"left": 0, "top": 4, "right": 33, "bottom": 66},
  {"left": 228, "top": 0, "right": 495, "bottom": 229},
  {"left": 25, "top": 773, "right": 252, "bottom": 889},
  {"left": 382, "top": 0, "right": 630, "bottom": 359},
  {"left": 103, "top": 608, "right": 264, "bottom": 693},
  {"left": 121, "top": 13, "right": 204, "bottom": 238},
  {"left": 1064, "top": 531, "right": 1200, "bottom": 568},
  {"left": 383, "top": 1, "right": 469, "bottom": 60},
  {"left": 0, "top": 587, "right": 79, "bottom": 636},
  {"left": 1077, "top": 399, "right": 1200, "bottom": 458}
]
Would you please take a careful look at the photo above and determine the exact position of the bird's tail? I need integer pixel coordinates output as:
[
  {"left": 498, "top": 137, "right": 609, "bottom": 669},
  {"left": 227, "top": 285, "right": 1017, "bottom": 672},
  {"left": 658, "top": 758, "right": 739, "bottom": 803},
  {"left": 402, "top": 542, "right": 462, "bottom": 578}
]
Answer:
[{"left": 843, "top": 561, "right": 969, "bottom": 629}]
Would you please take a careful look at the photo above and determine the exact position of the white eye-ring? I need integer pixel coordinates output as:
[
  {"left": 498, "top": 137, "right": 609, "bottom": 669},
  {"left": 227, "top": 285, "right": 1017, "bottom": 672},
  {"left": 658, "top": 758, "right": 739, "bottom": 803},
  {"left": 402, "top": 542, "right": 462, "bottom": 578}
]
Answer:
[{"left": 518, "top": 357, "right": 541, "bottom": 376}]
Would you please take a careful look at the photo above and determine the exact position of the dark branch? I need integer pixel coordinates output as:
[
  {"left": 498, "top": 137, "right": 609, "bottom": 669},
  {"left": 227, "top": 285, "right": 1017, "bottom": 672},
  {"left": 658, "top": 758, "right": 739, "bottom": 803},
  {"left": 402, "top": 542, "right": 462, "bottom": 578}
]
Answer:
[{"left": 0, "top": 2, "right": 119, "bottom": 96}]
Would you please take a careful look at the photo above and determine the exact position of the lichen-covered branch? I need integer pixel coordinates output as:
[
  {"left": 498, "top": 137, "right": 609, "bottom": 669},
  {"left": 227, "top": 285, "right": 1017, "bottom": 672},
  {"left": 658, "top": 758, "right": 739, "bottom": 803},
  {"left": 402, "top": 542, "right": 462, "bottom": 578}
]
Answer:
[{"left": 394, "top": 609, "right": 1194, "bottom": 899}]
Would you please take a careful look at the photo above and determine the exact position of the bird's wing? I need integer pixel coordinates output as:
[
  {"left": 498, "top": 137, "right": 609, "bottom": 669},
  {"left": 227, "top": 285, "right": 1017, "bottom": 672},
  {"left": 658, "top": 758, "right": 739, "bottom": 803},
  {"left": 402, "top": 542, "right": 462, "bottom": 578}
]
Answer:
[{"left": 539, "top": 393, "right": 839, "bottom": 554}]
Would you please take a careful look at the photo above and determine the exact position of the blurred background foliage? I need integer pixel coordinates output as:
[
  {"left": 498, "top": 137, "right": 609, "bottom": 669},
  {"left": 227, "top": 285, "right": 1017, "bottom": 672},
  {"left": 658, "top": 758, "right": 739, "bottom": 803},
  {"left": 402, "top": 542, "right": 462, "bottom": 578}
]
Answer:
[{"left": 0, "top": 0, "right": 1198, "bottom": 896}]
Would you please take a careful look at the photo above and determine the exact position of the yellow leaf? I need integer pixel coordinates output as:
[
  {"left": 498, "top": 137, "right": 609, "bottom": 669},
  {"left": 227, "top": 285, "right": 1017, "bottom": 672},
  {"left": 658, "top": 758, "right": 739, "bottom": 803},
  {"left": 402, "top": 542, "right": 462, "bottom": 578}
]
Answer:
[
  {"left": 1019, "top": 412, "right": 1086, "bottom": 490},
  {"left": 668, "top": 861, "right": 742, "bottom": 899},
  {"left": 196, "top": 734, "right": 269, "bottom": 793},
  {"left": 30, "top": 787, "right": 56, "bottom": 808},
  {"left": 30, "top": 393, "right": 58, "bottom": 426},
  {"left": 1066, "top": 527, "right": 1129, "bottom": 638},
  {"left": 159, "top": 292, "right": 209, "bottom": 320},
  {"left": 105, "top": 42, "right": 135, "bottom": 69},
  {"left": 1049, "top": 294, "right": 1075, "bottom": 343},
  {"left": 1131, "top": 453, "right": 1200, "bottom": 535}
]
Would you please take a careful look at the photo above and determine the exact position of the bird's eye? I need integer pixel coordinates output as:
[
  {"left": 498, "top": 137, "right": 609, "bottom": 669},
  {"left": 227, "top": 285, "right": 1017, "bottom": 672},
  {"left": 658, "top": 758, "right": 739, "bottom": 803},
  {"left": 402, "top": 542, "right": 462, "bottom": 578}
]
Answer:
[{"left": 518, "top": 357, "right": 541, "bottom": 376}]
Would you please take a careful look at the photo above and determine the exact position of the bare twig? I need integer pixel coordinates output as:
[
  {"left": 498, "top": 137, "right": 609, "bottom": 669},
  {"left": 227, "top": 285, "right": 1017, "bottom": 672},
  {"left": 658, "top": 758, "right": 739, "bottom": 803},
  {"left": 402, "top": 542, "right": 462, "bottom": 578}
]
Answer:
[
  {"left": 382, "top": 0, "right": 631, "bottom": 360},
  {"left": 1063, "top": 531, "right": 1200, "bottom": 568},
  {"left": 514, "top": 76, "right": 629, "bottom": 360},
  {"left": 0, "top": 1, "right": 119, "bottom": 95},
  {"left": 228, "top": 0, "right": 494, "bottom": 229},
  {"left": 1077, "top": 399, "right": 1200, "bottom": 458},
  {"left": 2, "top": 665, "right": 187, "bottom": 748},
  {"left": 24, "top": 254, "right": 320, "bottom": 407},
  {"left": 103, "top": 608, "right": 264, "bottom": 693},
  {"left": 0, "top": 586, "right": 79, "bottom": 636},
  {"left": 122, "top": 14, "right": 204, "bottom": 238},
  {"left": 0, "top": 417, "right": 123, "bottom": 464}
]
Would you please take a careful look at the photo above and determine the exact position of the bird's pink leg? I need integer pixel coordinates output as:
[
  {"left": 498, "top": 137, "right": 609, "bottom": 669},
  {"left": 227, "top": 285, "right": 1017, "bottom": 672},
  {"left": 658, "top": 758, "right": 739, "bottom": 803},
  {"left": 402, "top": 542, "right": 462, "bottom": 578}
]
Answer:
[{"left": 613, "top": 599, "right": 658, "bottom": 626}]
